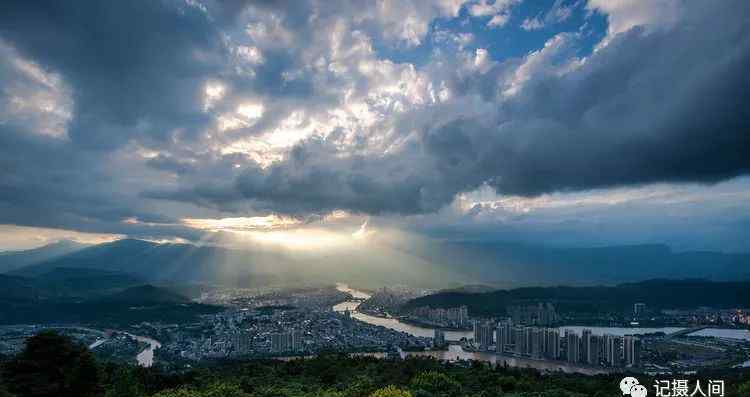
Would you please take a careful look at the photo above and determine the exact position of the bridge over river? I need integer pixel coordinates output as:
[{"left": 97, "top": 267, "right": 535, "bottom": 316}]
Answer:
[{"left": 666, "top": 326, "right": 711, "bottom": 339}]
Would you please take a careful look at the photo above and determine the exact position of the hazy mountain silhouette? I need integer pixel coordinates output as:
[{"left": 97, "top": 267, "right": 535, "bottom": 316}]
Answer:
[
  {"left": 4, "top": 239, "right": 749, "bottom": 289},
  {"left": 404, "top": 279, "right": 750, "bottom": 317},
  {"left": 0, "top": 240, "right": 87, "bottom": 273},
  {"left": 417, "top": 241, "right": 750, "bottom": 288},
  {"left": 8, "top": 238, "right": 467, "bottom": 288}
]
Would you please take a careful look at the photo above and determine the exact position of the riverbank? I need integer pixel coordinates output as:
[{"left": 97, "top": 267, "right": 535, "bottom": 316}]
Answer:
[{"left": 396, "top": 316, "right": 472, "bottom": 333}]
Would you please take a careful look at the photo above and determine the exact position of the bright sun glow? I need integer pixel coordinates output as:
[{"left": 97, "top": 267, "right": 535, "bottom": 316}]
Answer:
[
  {"left": 237, "top": 102, "right": 264, "bottom": 120},
  {"left": 239, "top": 229, "right": 350, "bottom": 249},
  {"left": 181, "top": 214, "right": 371, "bottom": 250},
  {"left": 182, "top": 215, "right": 300, "bottom": 232}
]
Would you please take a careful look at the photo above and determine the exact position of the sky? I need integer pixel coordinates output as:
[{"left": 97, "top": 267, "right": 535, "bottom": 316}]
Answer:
[{"left": 0, "top": 0, "right": 748, "bottom": 252}]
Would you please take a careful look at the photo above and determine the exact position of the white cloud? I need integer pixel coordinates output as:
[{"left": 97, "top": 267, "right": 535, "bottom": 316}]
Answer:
[
  {"left": 521, "top": 17, "right": 543, "bottom": 30},
  {"left": 468, "top": 0, "right": 519, "bottom": 28},
  {"left": 587, "top": 0, "right": 681, "bottom": 45}
]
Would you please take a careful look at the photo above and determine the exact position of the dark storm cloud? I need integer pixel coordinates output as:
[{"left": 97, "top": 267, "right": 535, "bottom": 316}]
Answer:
[
  {"left": 214, "top": 1, "right": 750, "bottom": 213},
  {"left": 0, "top": 122, "right": 206, "bottom": 241},
  {"left": 146, "top": 154, "right": 196, "bottom": 175},
  {"left": 0, "top": 0, "right": 233, "bottom": 239},
  {"left": 0, "top": 0, "right": 223, "bottom": 149},
  {"left": 483, "top": 15, "right": 750, "bottom": 195},
  {"left": 1, "top": 0, "right": 749, "bottom": 248}
]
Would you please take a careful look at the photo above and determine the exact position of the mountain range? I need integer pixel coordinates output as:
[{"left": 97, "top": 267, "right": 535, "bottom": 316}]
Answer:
[
  {"left": 0, "top": 240, "right": 87, "bottom": 273},
  {"left": 1, "top": 239, "right": 749, "bottom": 292},
  {"left": 403, "top": 279, "right": 750, "bottom": 317}
]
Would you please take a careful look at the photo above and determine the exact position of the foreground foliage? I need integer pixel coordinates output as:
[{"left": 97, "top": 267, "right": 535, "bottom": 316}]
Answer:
[{"left": 1, "top": 332, "right": 749, "bottom": 396}]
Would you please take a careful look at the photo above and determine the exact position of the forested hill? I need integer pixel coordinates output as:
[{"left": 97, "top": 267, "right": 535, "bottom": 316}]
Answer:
[
  {"left": 4, "top": 331, "right": 750, "bottom": 396},
  {"left": 402, "top": 279, "right": 750, "bottom": 317}
]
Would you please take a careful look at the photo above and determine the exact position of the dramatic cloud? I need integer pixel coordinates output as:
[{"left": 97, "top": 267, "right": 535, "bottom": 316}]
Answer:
[{"left": 0, "top": 0, "right": 748, "bottom": 251}]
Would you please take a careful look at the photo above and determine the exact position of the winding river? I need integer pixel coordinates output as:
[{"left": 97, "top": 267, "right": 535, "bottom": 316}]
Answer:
[
  {"left": 333, "top": 283, "right": 750, "bottom": 371},
  {"left": 88, "top": 331, "right": 161, "bottom": 367}
]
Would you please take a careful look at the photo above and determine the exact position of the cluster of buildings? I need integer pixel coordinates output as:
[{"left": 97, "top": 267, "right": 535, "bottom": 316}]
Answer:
[
  {"left": 507, "top": 303, "right": 558, "bottom": 326},
  {"left": 357, "top": 286, "right": 426, "bottom": 317},
  {"left": 731, "top": 309, "right": 750, "bottom": 326},
  {"left": 153, "top": 305, "right": 431, "bottom": 362},
  {"left": 408, "top": 305, "right": 470, "bottom": 328},
  {"left": 269, "top": 330, "right": 304, "bottom": 353},
  {"left": 473, "top": 320, "right": 641, "bottom": 368}
]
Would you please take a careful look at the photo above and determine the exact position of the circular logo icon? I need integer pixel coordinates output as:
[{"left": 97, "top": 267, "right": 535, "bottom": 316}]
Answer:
[
  {"left": 620, "top": 377, "right": 640, "bottom": 395},
  {"left": 630, "top": 384, "right": 648, "bottom": 397}
]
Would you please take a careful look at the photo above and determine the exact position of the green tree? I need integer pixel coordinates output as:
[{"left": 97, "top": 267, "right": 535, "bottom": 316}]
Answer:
[
  {"left": 370, "top": 385, "right": 413, "bottom": 397},
  {"left": 151, "top": 389, "right": 202, "bottom": 397},
  {"left": 201, "top": 383, "right": 251, "bottom": 397},
  {"left": 105, "top": 367, "right": 144, "bottom": 397},
  {"left": 410, "top": 371, "right": 461, "bottom": 397},
  {"left": 3, "top": 331, "right": 100, "bottom": 397},
  {"left": 737, "top": 379, "right": 750, "bottom": 397},
  {"left": 0, "top": 384, "right": 15, "bottom": 397},
  {"left": 152, "top": 383, "right": 251, "bottom": 397}
]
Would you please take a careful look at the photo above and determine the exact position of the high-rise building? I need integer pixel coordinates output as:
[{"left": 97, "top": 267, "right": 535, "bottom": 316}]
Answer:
[
  {"left": 581, "top": 329, "right": 592, "bottom": 364},
  {"left": 565, "top": 330, "right": 580, "bottom": 363},
  {"left": 496, "top": 320, "right": 512, "bottom": 353},
  {"left": 523, "top": 326, "right": 534, "bottom": 355},
  {"left": 271, "top": 331, "right": 302, "bottom": 353},
  {"left": 634, "top": 303, "right": 646, "bottom": 318},
  {"left": 232, "top": 332, "right": 251, "bottom": 355},
  {"left": 623, "top": 336, "right": 641, "bottom": 367},
  {"left": 513, "top": 326, "right": 526, "bottom": 355},
  {"left": 473, "top": 321, "right": 494, "bottom": 351},
  {"left": 544, "top": 328, "right": 560, "bottom": 359},
  {"left": 508, "top": 303, "right": 558, "bottom": 325},
  {"left": 457, "top": 306, "right": 469, "bottom": 327},
  {"left": 530, "top": 327, "right": 545, "bottom": 358},
  {"left": 271, "top": 332, "right": 289, "bottom": 352},
  {"left": 292, "top": 330, "right": 303, "bottom": 352},
  {"left": 410, "top": 305, "right": 469, "bottom": 327},
  {"left": 434, "top": 329, "right": 446, "bottom": 348},
  {"left": 588, "top": 335, "right": 602, "bottom": 366},
  {"left": 603, "top": 334, "right": 623, "bottom": 367}
]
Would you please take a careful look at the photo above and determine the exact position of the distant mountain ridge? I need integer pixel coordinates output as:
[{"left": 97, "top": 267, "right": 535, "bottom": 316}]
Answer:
[
  {"left": 0, "top": 240, "right": 87, "bottom": 273},
  {"left": 2, "top": 238, "right": 749, "bottom": 289},
  {"left": 403, "top": 279, "right": 750, "bottom": 317},
  {"left": 0, "top": 267, "right": 145, "bottom": 302},
  {"left": 5, "top": 238, "right": 469, "bottom": 288},
  {"left": 416, "top": 241, "right": 750, "bottom": 287}
]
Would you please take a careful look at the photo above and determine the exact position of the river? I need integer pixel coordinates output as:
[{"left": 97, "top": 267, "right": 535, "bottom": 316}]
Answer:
[
  {"left": 333, "top": 283, "right": 750, "bottom": 370},
  {"left": 88, "top": 331, "right": 161, "bottom": 367},
  {"left": 130, "top": 333, "right": 161, "bottom": 367},
  {"left": 334, "top": 283, "right": 690, "bottom": 340}
]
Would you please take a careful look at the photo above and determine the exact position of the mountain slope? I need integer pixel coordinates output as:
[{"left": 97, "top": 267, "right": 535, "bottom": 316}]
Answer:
[
  {"left": 7, "top": 239, "right": 750, "bottom": 289},
  {"left": 10, "top": 238, "right": 468, "bottom": 288},
  {"left": 0, "top": 240, "right": 87, "bottom": 273},
  {"left": 0, "top": 274, "right": 41, "bottom": 302},
  {"left": 32, "top": 267, "right": 144, "bottom": 297},
  {"left": 412, "top": 241, "right": 750, "bottom": 287},
  {"left": 96, "top": 284, "right": 190, "bottom": 305}
]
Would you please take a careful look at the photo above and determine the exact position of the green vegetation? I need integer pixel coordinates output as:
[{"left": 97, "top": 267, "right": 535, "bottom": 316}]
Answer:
[
  {"left": 0, "top": 280, "right": 222, "bottom": 326},
  {"left": 2, "top": 331, "right": 750, "bottom": 396}
]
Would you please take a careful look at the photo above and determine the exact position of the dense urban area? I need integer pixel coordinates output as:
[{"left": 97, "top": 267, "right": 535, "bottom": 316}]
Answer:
[{"left": 2, "top": 282, "right": 749, "bottom": 378}]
